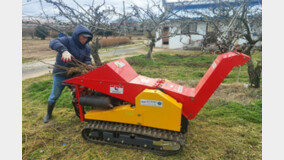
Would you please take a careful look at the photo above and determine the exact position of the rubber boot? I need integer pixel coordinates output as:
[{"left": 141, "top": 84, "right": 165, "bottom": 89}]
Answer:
[{"left": 43, "top": 103, "right": 55, "bottom": 123}]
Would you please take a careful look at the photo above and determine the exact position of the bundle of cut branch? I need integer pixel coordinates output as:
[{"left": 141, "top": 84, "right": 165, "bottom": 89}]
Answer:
[{"left": 41, "top": 57, "right": 96, "bottom": 77}]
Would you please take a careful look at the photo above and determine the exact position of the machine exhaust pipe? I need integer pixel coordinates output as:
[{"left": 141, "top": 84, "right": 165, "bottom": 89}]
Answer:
[{"left": 79, "top": 96, "right": 113, "bottom": 108}]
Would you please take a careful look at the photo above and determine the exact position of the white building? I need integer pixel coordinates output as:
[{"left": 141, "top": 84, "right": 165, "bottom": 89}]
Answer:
[
  {"left": 155, "top": 20, "right": 207, "bottom": 49},
  {"left": 155, "top": 0, "right": 262, "bottom": 50}
]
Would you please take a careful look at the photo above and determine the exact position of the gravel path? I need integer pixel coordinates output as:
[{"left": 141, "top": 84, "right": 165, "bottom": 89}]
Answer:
[{"left": 22, "top": 46, "right": 145, "bottom": 80}]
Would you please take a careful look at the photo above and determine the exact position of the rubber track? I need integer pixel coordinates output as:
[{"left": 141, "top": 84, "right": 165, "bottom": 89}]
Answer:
[{"left": 82, "top": 120, "right": 185, "bottom": 156}]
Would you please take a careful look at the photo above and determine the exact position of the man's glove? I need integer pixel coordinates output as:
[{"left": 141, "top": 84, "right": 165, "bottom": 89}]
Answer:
[
  {"left": 86, "top": 64, "right": 94, "bottom": 71},
  {"left": 61, "top": 51, "right": 72, "bottom": 62}
]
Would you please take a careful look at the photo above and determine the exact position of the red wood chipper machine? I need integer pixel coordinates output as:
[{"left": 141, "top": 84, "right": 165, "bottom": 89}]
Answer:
[{"left": 63, "top": 51, "right": 250, "bottom": 155}]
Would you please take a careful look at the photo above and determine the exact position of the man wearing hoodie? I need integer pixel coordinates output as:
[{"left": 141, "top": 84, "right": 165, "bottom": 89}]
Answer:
[{"left": 44, "top": 25, "right": 93, "bottom": 123}]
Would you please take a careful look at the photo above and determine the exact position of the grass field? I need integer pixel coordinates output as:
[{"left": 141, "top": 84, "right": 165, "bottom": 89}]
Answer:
[{"left": 22, "top": 50, "right": 262, "bottom": 159}]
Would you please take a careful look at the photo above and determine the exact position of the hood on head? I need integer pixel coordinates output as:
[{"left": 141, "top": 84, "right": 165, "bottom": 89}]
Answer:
[{"left": 72, "top": 25, "right": 93, "bottom": 48}]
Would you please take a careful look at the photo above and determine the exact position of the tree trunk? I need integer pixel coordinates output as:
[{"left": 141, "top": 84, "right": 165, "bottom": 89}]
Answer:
[
  {"left": 31, "top": 32, "right": 34, "bottom": 39},
  {"left": 246, "top": 60, "right": 262, "bottom": 88},
  {"left": 147, "top": 40, "right": 155, "bottom": 59},
  {"left": 244, "top": 45, "right": 262, "bottom": 88},
  {"left": 90, "top": 37, "right": 102, "bottom": 66},
  {"left": 146, "top": 30, "right": 155, "bottom": 59}
]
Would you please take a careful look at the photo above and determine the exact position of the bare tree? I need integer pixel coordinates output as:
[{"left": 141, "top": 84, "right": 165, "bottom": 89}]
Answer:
[
  {"left": 179, "top": 0, "right": 262, "bottom": 88},
  {"left": 239, "top": 1, "right": 262, "bottom": 88},
  {"left": 131, "top": 0, "right": 174, "bottom": 59},
  {"left": 40, "top": 0, "right": 123, "bottom": 66}
]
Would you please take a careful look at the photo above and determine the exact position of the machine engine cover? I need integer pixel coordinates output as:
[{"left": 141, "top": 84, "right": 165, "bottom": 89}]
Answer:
[{"left": 84, "top": 89, "right": 182, "bottom": 132}]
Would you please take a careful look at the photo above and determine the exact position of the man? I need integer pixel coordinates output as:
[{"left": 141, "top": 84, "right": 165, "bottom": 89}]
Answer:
[{"left": 44, "top": 25, "right": 93, "bottom": 123}]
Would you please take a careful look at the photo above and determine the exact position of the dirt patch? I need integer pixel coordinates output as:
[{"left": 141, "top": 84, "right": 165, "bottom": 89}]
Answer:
[
  {"left": 212, "top": 83, "right": 262, "bottom": 105},
  {"left": 22, "top": 38, "right": 137, "bottom": 62},
  {"left": 22, "top": 39, "right": 56, "bottom": 60}
]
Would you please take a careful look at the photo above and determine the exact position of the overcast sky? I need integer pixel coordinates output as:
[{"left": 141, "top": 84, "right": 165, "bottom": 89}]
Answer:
[
  {"left": 22, "top": 0, "right": 260, "bottom": 20},
  {"left": 22, "top": 0, "right": 161, "bottom": 18},
  {"left": 22, "top": 0, "right": 198, "bottom": 17}
]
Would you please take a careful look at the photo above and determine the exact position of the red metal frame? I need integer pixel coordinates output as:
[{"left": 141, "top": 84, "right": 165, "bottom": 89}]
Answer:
[
  {"left": 64, "top": 51, "right": 250, "bottom": 120},
  {"left": 72, "top": 84, "right": 85, "bottom": 121}
]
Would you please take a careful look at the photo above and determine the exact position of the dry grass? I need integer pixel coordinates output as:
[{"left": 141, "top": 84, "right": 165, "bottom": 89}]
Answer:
[
  {"left": 22, "top": 37, "right": 132, "bottom": 63},
  {"left": 98, "top": 36, "right": 131, "bottom": 47},
  {"left": 212, "top": 83, "right": 261, "bottom": 105},
  {"left": 22, "top": 39, "right": 55, "bottom": 62}
]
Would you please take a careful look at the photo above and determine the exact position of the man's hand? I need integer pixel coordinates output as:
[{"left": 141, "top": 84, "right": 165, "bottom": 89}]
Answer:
[
  {"left": 86, "top": 64, "right": 94, "bottom": 71},
  {"left": 61, "top": 51, "right": 72, "bottom": 62}
]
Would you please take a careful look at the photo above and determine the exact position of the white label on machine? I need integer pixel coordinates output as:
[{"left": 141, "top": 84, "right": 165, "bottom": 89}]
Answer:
[
  {"left": 110, "top": 85, "right": 124, "bottom": 94},
  {"left": 114, "top": 61, "right": 125, "bottom": 68},
  {"left": 140, "top": 99, "right": 163, "bottom": 107},
  {"left": 212, "top": 62, "right": 217, "bottom": 69},
  {"left": 178, "top": 86, "right": 183, "bottom": 93},
  {"left": 141, "top": 78, "right": 149, "bottom": 83}
]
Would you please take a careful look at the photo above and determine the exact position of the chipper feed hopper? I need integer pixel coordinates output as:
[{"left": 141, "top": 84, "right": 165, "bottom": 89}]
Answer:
[{"left": 63, "top": 51, "right": 250, "bottom": 155}]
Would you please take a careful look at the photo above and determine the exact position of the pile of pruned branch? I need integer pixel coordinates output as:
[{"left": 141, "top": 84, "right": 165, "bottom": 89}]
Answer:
[{"left": 41, "top": 57, "right": 96, "bottom": 77}]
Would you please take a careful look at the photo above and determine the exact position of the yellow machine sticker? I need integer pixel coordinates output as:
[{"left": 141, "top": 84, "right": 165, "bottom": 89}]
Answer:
[{"left": 140, "top": 99, "right": 163, "bottom": 107}]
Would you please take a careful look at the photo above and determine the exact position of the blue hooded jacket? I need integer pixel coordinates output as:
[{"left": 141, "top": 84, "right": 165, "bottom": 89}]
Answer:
[{"left": 49, "top": 25, "right": 93, "bottom": 76}]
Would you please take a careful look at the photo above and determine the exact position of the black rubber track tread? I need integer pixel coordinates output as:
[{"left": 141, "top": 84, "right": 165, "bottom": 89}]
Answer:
[{"left": 81, "top": 120, "right": 185, "bottom": 156}]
